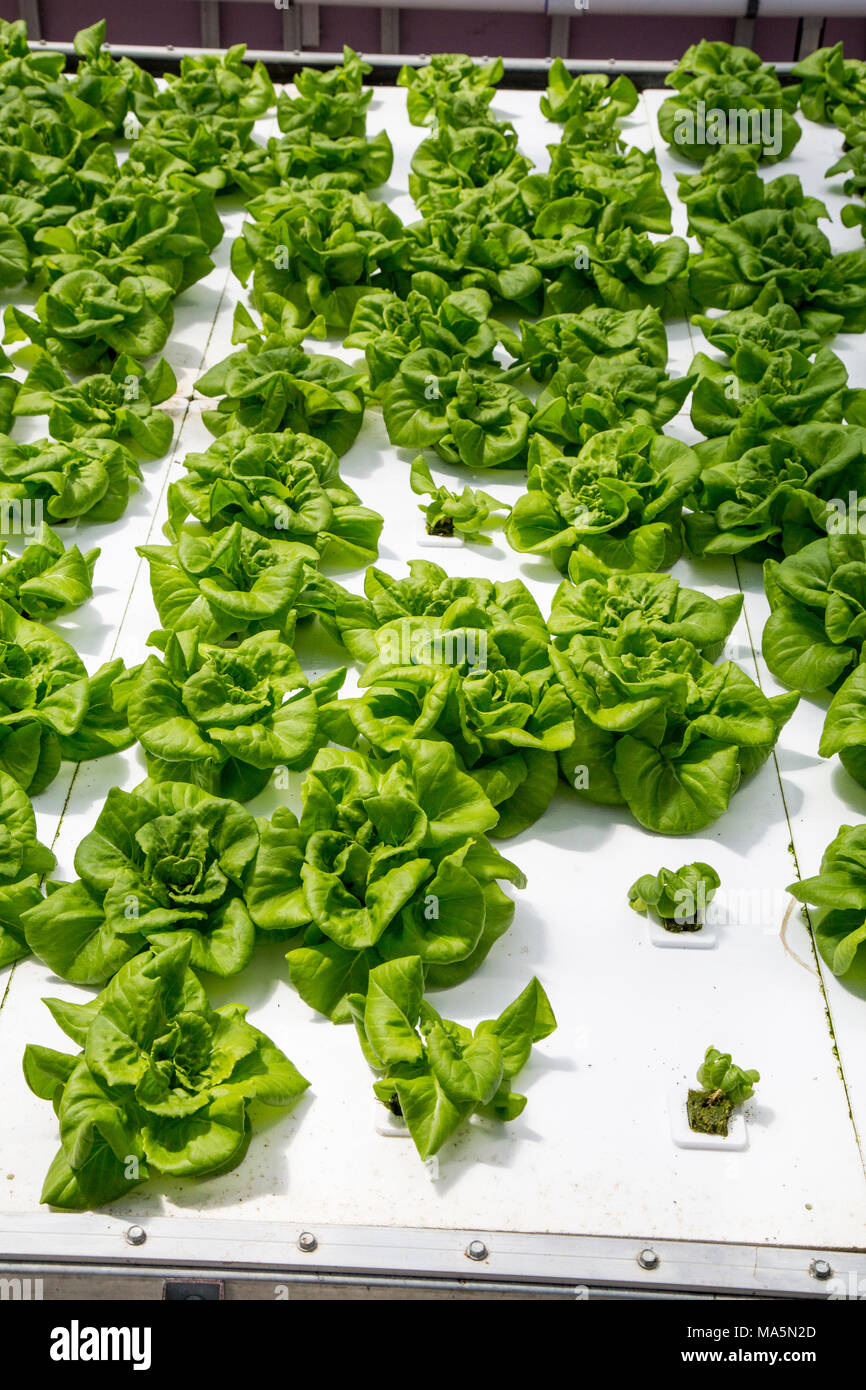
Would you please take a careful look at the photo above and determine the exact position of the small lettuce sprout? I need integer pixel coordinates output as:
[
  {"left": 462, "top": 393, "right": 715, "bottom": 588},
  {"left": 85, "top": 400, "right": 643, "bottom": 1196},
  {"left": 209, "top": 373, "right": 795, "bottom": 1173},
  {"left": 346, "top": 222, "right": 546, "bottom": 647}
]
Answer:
[
  {"left": 688, "top": 1045, "right": 760, "bottom": 1136},
  {"left": 410, "top": 456, "right": 510, "bottom": 542},
  {"left": 628, "top": 862, "right": 720, "bottom": 932}
]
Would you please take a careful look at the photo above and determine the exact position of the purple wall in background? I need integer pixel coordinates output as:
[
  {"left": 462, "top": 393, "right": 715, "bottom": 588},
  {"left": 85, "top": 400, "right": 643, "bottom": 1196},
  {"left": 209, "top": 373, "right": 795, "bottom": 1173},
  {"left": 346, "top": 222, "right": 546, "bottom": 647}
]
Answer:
[
  {"left": 318, "top": 6, "right": 381, "bottom": 55},
  {"left": 568, "top": 14, "right": 734, "bottom": 60},
  {"left": 400, "top": 10, "right": 550, "bottom": 60},
  {"left": 41, "top": 0, "right": 200, "bottom": 46},
  {"left": 35, "top": 0, "right": 201, "bottom": 47},
  {"left": 825, "top": 17, "right": 866, "bottom": 53},
  {"left": 1, "top": 1, "right": 864, "bottom": 62},
  {"left": 221, "top": 3, "right": 283, "bottom": 49}
]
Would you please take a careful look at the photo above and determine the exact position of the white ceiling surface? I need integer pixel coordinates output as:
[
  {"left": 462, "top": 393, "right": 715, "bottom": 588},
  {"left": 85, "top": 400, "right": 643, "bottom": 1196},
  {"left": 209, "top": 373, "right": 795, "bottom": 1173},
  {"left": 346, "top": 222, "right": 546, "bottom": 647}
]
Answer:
[{"left": 0, "top": 82, "right": 864, "bottom": 1251}]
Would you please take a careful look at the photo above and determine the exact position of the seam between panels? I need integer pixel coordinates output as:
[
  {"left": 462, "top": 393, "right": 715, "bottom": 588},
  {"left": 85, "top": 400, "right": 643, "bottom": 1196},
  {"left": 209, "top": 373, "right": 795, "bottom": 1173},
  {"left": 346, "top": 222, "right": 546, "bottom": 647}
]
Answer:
[{"left": 734, "top": 556, "right": 866, "bottom": 1180}]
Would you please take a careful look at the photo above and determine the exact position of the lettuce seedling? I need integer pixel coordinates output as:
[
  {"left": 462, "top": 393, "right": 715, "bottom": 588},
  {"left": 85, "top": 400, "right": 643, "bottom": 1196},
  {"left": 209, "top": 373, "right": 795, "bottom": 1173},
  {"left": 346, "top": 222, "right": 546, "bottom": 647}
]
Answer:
[
  {"left": 303, "top": 558, "right": 560, "bottom": 838},
  {"left": 659, "top": 42, "right": 801, "bottom": 164},
  {"left": 409, "top": 456, "right": 510, "bottom": 541},
  {"left": 331, "top": 606, "right": 573, "bottom": 837},
  {"left": 22, "top": 940, "right": 309, "bottom": 1210},
  {"left": 277, "top": 87, "right": 372, "bottom": 141},
  {"left": 235, "top": 128, "right": 393, "bottom": 199},
  {"left": 307, "top": 556, "right": 547, "bottom": 664},
  {"left": 126, "top": 112, "right": 256, "bottom": 192},
  {"left": 67, "top": 20, "right": 159, "bottom": 138},
  {"left": 0, "top": 124, "right": 118, "bottom": 236},
  {"left": 542, "top": 226, "right": 694, "bottom": 322},
  {"left": 691, "top": 296, "right": 841, "bottom": 359},
  {"left": 531, "top": 143, "right": 672, "bottom": 238},
  {"left": 688, "top": 346, "right": 863, "bottom": 446},
  {"left": 0, "top": 18, "right": 64, "bottom": 73},
  {"left": 428, "top": 89, "right": 505, "bottom": 133},
  {"left": 293, "top": 46, "right": 371, "bottom": 102},
  {"left": 677, "top": 145, "right": 827, "bottom": 244},
  {"left": 32, "top": 183, "right": 221, "bottom": 296},
  {"left": 531, "top": 357, "right": 695, "bottom": 447},
  {"left": 413, "top": 171, "right": 534, "bottom": 230},
  {"left": 346, "top": 956, "right": 555, "bottom": 1158},
  {"left": 628, "top": 862, "right": 720, "bottom": 932},
  {"left": 405, "top": 217, "right": 542, "bottom": 315},
  {"left": 688, "top": 1044, "right": 759, "bottom": 1136},
  {"left": 409, "top": 123, "right": 532, "bottom": 218},
  {"left": 668, "top": 38, "right": 787, "bottom": 88},
  {"left": 0, "top": 26, "right": 113, "bottom": 144},
  {"left": 231, "top": 188, "right": 407, "bottom": 333}
]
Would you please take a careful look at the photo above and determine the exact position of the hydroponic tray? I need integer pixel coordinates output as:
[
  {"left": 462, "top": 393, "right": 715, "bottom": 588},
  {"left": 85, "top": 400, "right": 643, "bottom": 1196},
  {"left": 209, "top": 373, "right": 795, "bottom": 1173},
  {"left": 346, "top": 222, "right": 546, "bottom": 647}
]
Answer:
[{"left": 1, "top": 74, "right": 865, "bottom": 1301}]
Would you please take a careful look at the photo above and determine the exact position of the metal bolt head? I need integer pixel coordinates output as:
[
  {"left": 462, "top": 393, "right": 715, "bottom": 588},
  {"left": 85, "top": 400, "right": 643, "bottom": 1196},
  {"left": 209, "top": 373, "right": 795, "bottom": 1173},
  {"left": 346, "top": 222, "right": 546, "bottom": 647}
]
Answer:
[
  {"left": 466, "top": 1240, "right": 488, "bottom": 1262},
  {"left": 810, "top": 1258, "right": 832, "bottom": 1281},
  {"left": 125, "top": 1225, "right": 146, "bottom": 1247},
  {"left": 638, "top": 1248, "right": 659, "bottom": 1270},
  {"left": 297, "top": 1231, "right": 317, "bottom": 1253}
]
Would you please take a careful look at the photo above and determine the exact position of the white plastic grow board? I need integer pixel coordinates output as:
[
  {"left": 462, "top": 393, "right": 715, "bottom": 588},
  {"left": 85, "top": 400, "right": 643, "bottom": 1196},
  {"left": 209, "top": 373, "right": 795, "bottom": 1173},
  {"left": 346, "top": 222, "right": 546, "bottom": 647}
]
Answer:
[
  {"left": 647, "top": 915, "right": 718, "bottom": 949},
  {"left": 0, "top": 80, "right": 863, "bottom": 1295}
]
